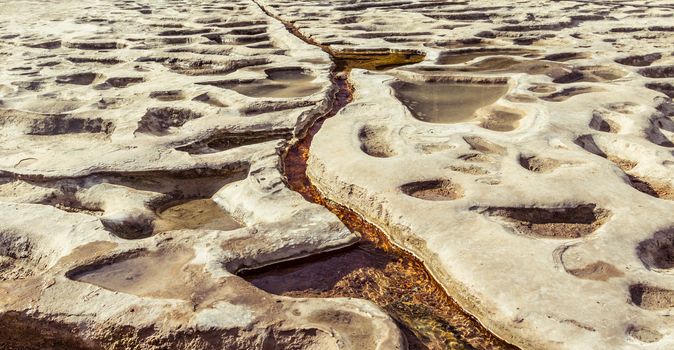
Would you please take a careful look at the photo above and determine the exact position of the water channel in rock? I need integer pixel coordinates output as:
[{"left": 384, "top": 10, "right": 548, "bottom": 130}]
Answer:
[{"left": 245, "top": 2, "right": 519, "bottom": 349}]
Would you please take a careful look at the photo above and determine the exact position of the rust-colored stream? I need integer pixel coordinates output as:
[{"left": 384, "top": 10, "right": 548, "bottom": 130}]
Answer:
[{"left": 246, "top": 2, "right": 518, "bottom": 349}]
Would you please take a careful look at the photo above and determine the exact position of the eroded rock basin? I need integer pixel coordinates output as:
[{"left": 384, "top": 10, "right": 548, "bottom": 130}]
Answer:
[
  {"left": 203, "top": 67, "right": 323, "bottom": 98},
  {"left": 70, "top": 247, "right": 197, "bottom": 300},
  {"left": 392, "top": 80, "right": 508, "bottom": 124},
  {"left": 153, "top": 199, "right": 242, "bottom": 233},
  {"left": 436, "top": 48, "right": 538, "bottom": 65}
]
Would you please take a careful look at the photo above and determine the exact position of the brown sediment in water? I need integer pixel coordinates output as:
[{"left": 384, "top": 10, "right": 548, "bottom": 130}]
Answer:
[
  {"left": 249, "top": 2, "right": 518, "bottom": 349},
  {"left": 331, "top": 49, "right": 426, "bottom": 71}
]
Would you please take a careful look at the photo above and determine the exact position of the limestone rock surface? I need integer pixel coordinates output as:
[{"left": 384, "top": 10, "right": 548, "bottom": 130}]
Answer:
[
  {"left": 284, "top": 0, "right": 674, "bottom": 348},
  {"left": 0, "top": 1, "right": 404, "bottom": 349},
  {"left": 3, "top": 0, "right": 674, "bottom": 349}
]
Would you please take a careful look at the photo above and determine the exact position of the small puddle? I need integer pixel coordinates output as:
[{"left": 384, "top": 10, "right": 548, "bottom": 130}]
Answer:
[
  {"left": 436, "top": 48, "right": 538, "bottom": 65},
  {"left": 153, "top": 198, "right": 242, "bottom": 233},
  {"left": 392, "top": 80, "right": 508, "bottom": 124},
  {"left": 431, "top": 56, "right": 626, "bottom": 86},
  {"left": 71, "top": 247, "right": 196, "bottom": 300},
  {"left": 209, "top": 66, "right": 324, "bottom": 98},
  {"left": 219, "top": 76, "right": 323, "bottom": 98}
]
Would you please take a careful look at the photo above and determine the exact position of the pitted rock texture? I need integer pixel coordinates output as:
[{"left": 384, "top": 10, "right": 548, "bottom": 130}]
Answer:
[
  {"left": 275, "top": 0, "right": 674, "bottom": 349},
  {"left": 4, "top": 0, "right": 674, "bottom": 350},
  {"left": 0, "top": 1, "right": 404, "bottom": 349}
]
